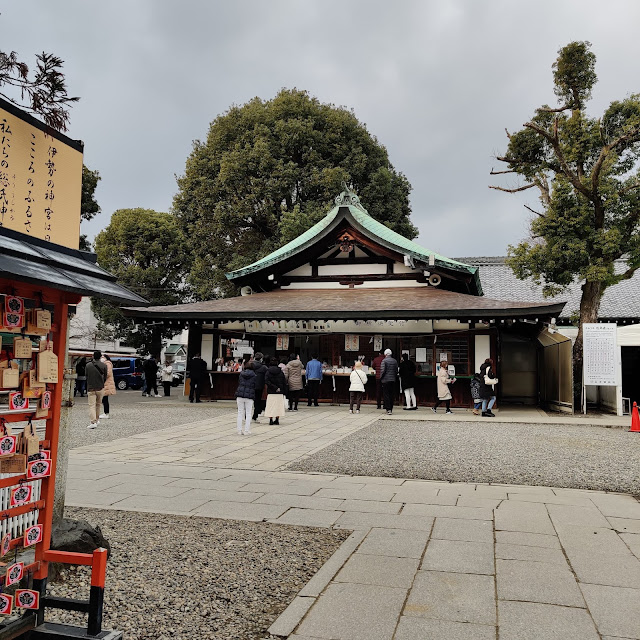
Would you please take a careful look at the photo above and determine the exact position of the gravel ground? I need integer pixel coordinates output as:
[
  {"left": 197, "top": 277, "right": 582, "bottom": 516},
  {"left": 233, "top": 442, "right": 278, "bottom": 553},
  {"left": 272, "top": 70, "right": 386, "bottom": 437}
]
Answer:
[
  {"left": 70, "top": 390, "right": 228, "bottom": 448},
  {"left": 47, "top": 507, "right": 350, "bottom": 640},
  {"left": 288, "top": 419, "right": 640, "bottom": 493}
]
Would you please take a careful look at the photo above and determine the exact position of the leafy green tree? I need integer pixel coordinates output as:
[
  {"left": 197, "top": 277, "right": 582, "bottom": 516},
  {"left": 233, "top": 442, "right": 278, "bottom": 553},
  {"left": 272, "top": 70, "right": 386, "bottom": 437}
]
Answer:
[
  {"left": 174, "top": 88, "right": 416, "bottom": 299},
  {"left": 491, "top": 41, "right": 640, "bottom": 404},
  {"left": 92, "top": 208, "right": 191, "bottom": 357},
  {"left": 0, "top": 50, "right": 78, "bottom": 131},
  {"left": 79, "top": 165, "right": 101, "bottom": 251}
]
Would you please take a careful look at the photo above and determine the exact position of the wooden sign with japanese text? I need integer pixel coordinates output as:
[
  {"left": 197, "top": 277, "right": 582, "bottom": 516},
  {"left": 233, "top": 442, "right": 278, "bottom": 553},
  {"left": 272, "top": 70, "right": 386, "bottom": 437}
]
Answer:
[
  {"left": 37, "top": 347, "right": 58, "bottom": 383},
  {"left": 345, "top": 334, "right": 359, "bottom": 351},
  {"left": 0, "top": 100, "right": 83, "bottom": 249},
  {"left": 583, "top": 323, "right": 618, "bottom": 386}
]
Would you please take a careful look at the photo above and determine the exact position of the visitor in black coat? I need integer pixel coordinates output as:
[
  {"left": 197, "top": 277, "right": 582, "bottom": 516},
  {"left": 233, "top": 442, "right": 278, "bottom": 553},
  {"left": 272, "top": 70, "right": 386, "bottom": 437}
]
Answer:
[
  {"left": 399, "top": 354, "right": 418, "bottom": 410},
  {"left": 234, "top": 362, "right": 255, "bottom": 435},
  {"left": 188, "top": 354, "right": 208, "bottom": 403},
  {"left": 479, "top": 358, "right": 499, "bottom": 417},
  {"left": 264, "top": 357, "right": 286, "bottom": 425},
  {"left": 251, "top": 353, "right": 268, "bottom": 421}
]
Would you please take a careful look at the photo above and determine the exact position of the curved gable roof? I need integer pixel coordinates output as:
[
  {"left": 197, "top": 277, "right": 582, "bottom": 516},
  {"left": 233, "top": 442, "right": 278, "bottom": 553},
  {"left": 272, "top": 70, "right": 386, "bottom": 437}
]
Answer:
[{"left": 226, "top": 189, "right": 482, "bottom": 295}]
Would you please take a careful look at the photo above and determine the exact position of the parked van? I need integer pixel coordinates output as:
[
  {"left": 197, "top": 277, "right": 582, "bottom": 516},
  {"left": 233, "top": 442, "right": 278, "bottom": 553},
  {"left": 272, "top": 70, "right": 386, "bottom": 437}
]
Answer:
[{"left": 111, "top": 357, "right": 144, "bottom": 390}]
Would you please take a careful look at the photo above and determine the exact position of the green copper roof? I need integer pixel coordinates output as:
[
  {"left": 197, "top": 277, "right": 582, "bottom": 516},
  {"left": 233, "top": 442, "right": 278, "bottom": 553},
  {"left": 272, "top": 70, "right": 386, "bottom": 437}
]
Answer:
[{"left": 226, "top": 188, "right": 482, "bottom": 295}]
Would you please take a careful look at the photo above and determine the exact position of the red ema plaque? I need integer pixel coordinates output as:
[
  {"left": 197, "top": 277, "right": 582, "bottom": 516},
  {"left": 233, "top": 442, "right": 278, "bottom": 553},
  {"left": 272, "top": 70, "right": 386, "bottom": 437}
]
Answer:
[
  {"left": 0, "top": 593, "right": 12, "bottom": 616},
  {"left": 1, "top": 533, "right": 10, "bottom": 557},
  {"left": 5, "top": 562, "right": 23, "bottom": 586},
  {"left": 23, "top": 524, "right": 43, "bottom": 547},
  {"left": 10, "top": 484, "right": 32, "bottom": 507},
  {"left": 26, "top": 459, "right": 51, "bottom": 479},
  {"left": 0, "top": 434, "right": 16, "bottom": 456},
  {"left": 15, "top": 589, "right": 38, "bottom": 609}
]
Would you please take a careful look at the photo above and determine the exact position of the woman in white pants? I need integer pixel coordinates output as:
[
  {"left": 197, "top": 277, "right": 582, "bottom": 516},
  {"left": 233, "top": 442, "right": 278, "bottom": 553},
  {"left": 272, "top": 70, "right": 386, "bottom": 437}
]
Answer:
[
  {"left": 234, "top": 362, "right": 256, "bottom": 435},
  {"left": 399, "top": 353, "right": 418, "bottom": 410}
]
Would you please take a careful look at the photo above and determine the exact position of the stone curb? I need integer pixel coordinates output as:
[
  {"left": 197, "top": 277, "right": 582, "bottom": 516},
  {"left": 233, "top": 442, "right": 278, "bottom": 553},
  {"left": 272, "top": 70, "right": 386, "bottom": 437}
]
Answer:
[
  {"left": 268, "top": 528, "right": 368, "bottom": 637},
  {"left": 378, "top": 413, "right": 631, "bottom": 429}
]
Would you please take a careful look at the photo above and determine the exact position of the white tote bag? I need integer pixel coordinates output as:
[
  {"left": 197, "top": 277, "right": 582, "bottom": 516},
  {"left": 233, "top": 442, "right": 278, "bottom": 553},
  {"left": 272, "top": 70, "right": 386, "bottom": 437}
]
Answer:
[{"left": 264, "top": 393, "right": 286, "bottom": 417}]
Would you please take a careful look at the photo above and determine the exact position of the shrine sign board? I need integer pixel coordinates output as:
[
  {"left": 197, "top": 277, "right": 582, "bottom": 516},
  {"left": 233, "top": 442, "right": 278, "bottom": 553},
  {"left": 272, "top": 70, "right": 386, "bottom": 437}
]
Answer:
[
  {"left": 583, "top": 323, "right": 618, "bottom": 386},
  {"left": 0, "top": 99, "right": 83, "bottom": 249}
]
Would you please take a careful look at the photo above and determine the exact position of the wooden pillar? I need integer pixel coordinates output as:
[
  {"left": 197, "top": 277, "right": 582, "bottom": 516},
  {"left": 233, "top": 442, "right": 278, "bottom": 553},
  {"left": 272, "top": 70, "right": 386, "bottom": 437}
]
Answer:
[{"left": 187, "top": 323, "right": 203, "bottom": 361}]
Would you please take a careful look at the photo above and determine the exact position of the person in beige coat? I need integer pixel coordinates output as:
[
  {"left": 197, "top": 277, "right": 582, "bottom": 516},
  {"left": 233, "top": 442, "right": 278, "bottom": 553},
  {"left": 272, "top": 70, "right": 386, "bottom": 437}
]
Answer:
[
  {"left": 432, "top": 360, "right": 456, "bottom": 414},
  {"left": 286, "top": 354, "right": 304, "bottom": 411},
  {"left": 100, "top": 354, "right": 116, "bottom": 419}
]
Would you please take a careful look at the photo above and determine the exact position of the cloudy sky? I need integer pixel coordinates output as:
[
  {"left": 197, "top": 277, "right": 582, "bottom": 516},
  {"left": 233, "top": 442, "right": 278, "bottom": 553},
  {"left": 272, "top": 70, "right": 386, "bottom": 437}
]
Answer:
[{"left": 4, "top": 1, "right": 640, "bottom": 258}]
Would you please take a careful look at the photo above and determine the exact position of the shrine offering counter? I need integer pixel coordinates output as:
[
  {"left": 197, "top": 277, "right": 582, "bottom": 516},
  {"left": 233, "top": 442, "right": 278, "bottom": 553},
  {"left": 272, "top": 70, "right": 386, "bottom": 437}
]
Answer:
[
  {"left": 206, "top": 369, "right": 473, "bottom": 408},
  {"left": 323, "top": 372, "right": 473, "bottom": 407}
]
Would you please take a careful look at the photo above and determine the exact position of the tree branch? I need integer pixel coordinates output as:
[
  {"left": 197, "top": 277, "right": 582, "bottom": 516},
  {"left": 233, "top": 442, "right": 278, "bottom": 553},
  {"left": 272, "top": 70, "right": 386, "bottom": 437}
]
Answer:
[
  {"left": 496, "top": 155, "right": 527, "bottom": 165},
  {"left": 488, "top": 183, "right": 536, "bottom": 194},
  {"left": 524, "top": 119, "right": 592, "bottom": 200},
  {"left": 489, "top": 168, "right": 516, "bottom": 175},
  {"left": 535, "top": 174, "right": 551, "bottom": 206},
  {"left": 621, "top": 182, "right": 640, "bottom": 195},
  {"left": 592, "top": 126, "right": 640, "bottom": 191},
  {"left": 524, "top": 204, "right": 544, "bottom": 217},
  {"left": 536, "top": 104, "right": 571, "bottom": 113},
  {"left": 619, "top": 265, "right": 638, "bottom": 281}
]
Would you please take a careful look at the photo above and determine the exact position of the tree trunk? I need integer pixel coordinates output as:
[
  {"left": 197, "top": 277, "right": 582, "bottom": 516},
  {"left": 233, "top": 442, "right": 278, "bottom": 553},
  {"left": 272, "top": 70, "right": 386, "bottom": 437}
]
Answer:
[{"left": 572, "top": 280, "right": 605, "bottom": 411}]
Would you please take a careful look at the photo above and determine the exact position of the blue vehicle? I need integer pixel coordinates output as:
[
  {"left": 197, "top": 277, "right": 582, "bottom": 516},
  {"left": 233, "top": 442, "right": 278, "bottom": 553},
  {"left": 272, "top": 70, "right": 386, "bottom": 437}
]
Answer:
[{"left": 111, "top": 357, "right": 144, "bottom": 390}]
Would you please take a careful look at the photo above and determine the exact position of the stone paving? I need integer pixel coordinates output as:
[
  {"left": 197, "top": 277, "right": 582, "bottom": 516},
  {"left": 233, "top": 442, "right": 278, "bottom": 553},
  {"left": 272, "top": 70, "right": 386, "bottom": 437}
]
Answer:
[{"left": 66, "top": 404, "right": 640, "bottom": 639}]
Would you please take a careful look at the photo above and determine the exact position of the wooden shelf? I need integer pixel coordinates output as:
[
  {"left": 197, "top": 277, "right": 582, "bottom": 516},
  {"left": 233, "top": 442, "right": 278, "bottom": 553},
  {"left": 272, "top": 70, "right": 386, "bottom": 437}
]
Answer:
[{"left": 0, "top": 409, "right": 36, "bottom": 416}]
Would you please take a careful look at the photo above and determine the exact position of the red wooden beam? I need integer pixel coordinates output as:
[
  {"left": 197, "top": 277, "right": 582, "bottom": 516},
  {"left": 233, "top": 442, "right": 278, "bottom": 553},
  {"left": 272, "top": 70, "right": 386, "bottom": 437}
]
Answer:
[
  {"left": 0, "top": 475, "right": 30, "bottom": 490},
  {"left": 90, "top": 548, "right": 108, "bottom": 588},
  {"left": 0, "top": 500, "right": 45, "bottom": 521},
  {"left": 42, "top": 550, "right": 92, "bottom": 566}
]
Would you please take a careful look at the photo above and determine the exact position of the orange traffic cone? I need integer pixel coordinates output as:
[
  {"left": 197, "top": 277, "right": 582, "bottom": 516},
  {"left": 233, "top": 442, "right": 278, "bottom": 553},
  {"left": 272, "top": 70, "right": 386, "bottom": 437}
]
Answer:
[{"left": 630, "top": 402, "right": 640, "bottom": 432}]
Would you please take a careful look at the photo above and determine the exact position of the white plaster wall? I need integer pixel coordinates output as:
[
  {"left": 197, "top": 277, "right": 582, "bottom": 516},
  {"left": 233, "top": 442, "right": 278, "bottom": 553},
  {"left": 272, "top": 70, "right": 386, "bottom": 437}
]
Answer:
[
  {"left": 617, "top": 324, "right": 640, "bottom": 346},
  {"left": 200, "top": 334, "right": 214, "bottom": 369},
  {"left": 317, "top": 263, "right": 387, "bottom": 276},
  {"left": 393, "top": 263, "right": 415, "bottom": 274},
  {"left": 475, "top": 335, "right": 491, "bottom": 372},
  {"left": 281, "top": 280, "right": 428, "bottom": 289},
  {"left": 433, "top": 320, "right": 467, "bottom": 331},
  {"left": 283, "top": 264, "right": 313, "bottom": 276}
]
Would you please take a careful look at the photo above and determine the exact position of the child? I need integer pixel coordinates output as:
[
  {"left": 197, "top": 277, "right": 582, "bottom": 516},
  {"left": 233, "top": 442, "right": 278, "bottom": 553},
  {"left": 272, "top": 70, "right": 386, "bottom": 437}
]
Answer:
[
  {"left": 470, "top": 372, "right": 482, "bottom": 415},
  {"left": 349, "top": 361, "right": 368, "bottom": 413}
]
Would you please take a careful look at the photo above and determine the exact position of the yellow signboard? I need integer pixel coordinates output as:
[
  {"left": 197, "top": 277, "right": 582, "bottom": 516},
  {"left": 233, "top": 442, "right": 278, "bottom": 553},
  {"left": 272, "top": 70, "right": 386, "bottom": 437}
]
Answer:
[{"left": 0, "top": 100, "right": 83, "bottom": 249}]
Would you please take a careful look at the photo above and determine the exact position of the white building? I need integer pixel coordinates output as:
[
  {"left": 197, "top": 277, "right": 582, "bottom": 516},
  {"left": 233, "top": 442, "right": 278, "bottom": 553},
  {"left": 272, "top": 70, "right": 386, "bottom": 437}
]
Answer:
[{"left": 465, "top": 257, "right": 640, "bottom": 415}]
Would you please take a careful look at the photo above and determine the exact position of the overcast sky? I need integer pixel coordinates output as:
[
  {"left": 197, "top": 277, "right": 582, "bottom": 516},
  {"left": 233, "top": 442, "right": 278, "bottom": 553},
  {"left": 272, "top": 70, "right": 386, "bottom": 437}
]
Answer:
[{"left": 4, "top": 1, "right": 640, "bottom": 258}]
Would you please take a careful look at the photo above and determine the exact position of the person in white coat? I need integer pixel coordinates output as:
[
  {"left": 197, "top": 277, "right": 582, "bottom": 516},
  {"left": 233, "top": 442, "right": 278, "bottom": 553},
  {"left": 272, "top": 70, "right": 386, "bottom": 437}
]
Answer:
[
  {"left": 349, "top": 361, "right": 368, "bottom": 413},
  {"left": 161, "top": 361, "right": 174, "bottom": 397}
]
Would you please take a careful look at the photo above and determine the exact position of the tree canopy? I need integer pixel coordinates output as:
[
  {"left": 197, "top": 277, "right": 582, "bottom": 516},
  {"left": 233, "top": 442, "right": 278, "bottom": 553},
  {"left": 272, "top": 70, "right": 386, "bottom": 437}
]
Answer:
[
  {"left": 79, "top": 165, "right": 101, "bottom": 251},
  {"left": 491, "top": 41, "right": 640, "bottom": 400},
  {"left": 93, "top": 208, "right": 191, "bottom": 356},
  {"left": 173, "top": 88, "right": 416, "bottom": 299},
  {"left": 0, "top": 50, "right": 78, "bottom": 131}
]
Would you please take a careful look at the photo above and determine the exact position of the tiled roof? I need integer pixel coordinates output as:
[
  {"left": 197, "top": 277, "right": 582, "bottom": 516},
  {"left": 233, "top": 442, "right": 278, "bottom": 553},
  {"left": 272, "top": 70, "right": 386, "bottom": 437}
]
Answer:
[
  {"left": 0, "top": 226, "right": 148, "bottom": 306},
  {"left": 125, "top": 286, "right": 564, "bottom": 320},
  {"left": 458, "top": 257, "right": 639, "bottom": 320},
  {"left": 226, "top": 189, "right": 482, "bottom": 294}
]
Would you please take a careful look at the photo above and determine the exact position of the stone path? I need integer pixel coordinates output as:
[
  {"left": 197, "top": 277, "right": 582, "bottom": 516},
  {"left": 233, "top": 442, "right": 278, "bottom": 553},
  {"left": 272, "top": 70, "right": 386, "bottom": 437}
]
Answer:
[{"left": 67, "top": 405, "right": 640, "bottom": 639}]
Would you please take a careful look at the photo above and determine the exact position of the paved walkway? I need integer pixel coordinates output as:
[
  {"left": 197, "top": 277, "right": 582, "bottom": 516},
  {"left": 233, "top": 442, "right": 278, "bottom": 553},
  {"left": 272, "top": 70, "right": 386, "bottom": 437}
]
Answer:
[{"left": 67, "top": 405, "right": 640, "bottom": 639}]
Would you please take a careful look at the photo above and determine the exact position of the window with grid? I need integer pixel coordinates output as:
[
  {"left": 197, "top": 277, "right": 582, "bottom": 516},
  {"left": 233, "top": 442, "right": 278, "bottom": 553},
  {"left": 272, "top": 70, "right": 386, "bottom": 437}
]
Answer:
[{"left": 434, "top": 336, "right": 469, "bottom": 374}]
